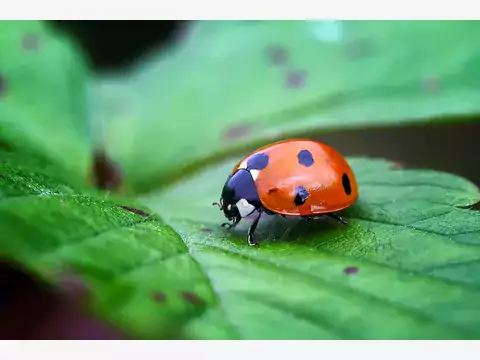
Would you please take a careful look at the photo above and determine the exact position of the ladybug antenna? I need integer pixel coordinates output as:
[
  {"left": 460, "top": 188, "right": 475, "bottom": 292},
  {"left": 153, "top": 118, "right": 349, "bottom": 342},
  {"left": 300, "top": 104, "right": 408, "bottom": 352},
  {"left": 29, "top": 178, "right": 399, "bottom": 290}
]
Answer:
[{"left": 212, "top": 202, "right": 222, "bottom": 210}]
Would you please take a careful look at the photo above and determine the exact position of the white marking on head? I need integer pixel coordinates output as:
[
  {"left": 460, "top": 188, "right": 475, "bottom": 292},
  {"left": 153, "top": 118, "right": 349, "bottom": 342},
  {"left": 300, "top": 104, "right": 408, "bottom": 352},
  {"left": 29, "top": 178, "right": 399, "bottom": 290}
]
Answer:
[
  {"left": 236, "top": 198, "right": 256, "bottom": 218},
  {"left": 239, "top": 159, "right": 248, "bottom": 169},
  {"left": 249, "top": 169, "right": 260, "bottom": 181}
]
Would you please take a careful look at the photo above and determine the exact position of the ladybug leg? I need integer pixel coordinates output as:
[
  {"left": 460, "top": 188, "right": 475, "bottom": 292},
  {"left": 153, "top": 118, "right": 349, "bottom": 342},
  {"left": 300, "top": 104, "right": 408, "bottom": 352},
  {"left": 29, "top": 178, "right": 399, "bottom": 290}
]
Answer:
[
  {"left": 302, "top": 214, "right": 348, "bottom": 225},
  {"left": 326, "top": 213, "right": 348, "bottom": 225},
  {"left": 265, "top": 208, "right": 285, "bottom": 219},
  {"left": 247, "top": 211, "right": 262, "bottom": 246},
  {"left": 222, "top": 216, "right": 241, "bottom": 229}
]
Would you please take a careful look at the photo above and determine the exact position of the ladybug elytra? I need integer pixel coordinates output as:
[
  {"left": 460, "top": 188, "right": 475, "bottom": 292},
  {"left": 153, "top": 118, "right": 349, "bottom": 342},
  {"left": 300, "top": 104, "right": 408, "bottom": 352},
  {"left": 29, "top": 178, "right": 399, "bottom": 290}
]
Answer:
[{"left": 213, "top": 139, "right": 359, "bottom": 245}]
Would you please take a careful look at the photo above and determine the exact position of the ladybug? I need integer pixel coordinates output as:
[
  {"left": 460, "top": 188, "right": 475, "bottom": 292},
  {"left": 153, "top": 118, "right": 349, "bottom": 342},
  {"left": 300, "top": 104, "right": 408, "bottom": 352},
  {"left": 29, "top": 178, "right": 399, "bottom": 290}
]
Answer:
[{"left": 213, "top": 139, "right": 359, "bottom": 246}]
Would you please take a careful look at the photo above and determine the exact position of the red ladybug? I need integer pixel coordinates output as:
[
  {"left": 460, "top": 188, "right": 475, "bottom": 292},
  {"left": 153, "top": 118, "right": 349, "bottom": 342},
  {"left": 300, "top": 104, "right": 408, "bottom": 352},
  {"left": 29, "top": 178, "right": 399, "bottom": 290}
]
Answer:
[{"left": 213, "top": 139, "right": 359, "bottom": 246}]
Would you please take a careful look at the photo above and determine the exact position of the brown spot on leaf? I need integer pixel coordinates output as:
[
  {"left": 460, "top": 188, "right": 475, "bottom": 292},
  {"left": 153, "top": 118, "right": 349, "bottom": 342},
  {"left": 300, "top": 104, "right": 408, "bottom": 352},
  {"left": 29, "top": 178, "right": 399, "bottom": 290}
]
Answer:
[
  {"left": 22, "top": 34, "right": 40, "bottom": 51},
  {"left": 180, "top": 291, "right": 204, "bottom": 306},
  {"left": 391, "top": 161, "right": 405, "bottom": 169},
  {"left": 344, "top": 39, "right": 374, "bottom": 60},
  {"left": 423, "top": 75, "right": 440, "bottom": 93},
  {"left": 152, "top": 291, "right": 167, "bottom": 303},
  {"left": 286, "top": 70, "right": 307, "bottom": 89},
  {"left": 265, "top": 45, "right": 288, "bottom": 66},
  {"left": 343, "top": 266, "right": 359, "bottom": 275},
  {"left": 200, "top": 227, "right": 213, "bottom": 233},
  {"left": 118, "top": 205, "right": 150, "bottom": 217},
  {"left": 223, "top": 124, "right": 252, "bottom": 140},
  {"left": 92, "top": 149, "right": 122, "bottom": 191}
]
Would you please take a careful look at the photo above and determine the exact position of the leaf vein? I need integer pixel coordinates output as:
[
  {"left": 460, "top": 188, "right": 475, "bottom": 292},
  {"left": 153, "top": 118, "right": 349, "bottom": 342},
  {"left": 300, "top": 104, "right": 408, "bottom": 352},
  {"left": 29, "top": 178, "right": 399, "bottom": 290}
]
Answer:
[
  {"left": 40, "top": 218, "right": 155, "bottom": 257},
  {"left": 348, "top": 215, "right": 480, "bottom": 245},
  {"left": 176, "top": 230, "right": 246, "bottom": 339},
  {"left": 193, "top": 242, "right": 476, "bottom": 337}
]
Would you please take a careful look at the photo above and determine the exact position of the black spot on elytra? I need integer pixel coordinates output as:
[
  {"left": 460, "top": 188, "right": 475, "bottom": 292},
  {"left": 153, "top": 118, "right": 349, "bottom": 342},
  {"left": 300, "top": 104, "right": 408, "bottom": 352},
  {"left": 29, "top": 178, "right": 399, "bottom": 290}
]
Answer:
[
  {"left": 247, "top": 153, "right": 269, "bottom": 170},
  {"left": 294, "top": 186, "right": 310, "bottom": 206},
  {"left": 344, "top": 266, "right": 359, "bottom": 275},
  {"left": 118, "top": 205, "right": 150, "bottom": 217},
  {"left": 297, "top": 149, "right": 314, "bottom": 167},
  {"left": 180, "top": 291, "right": 204, "bottom": 306},
  {"left": 342, "top": 174, "right": 351, "bottom": 195},
  {"left": 286, "top": 70, "right": 307, "bottom": 89},
  {"left": 152, "top": 291, "right": 167, "bottom": 303}
]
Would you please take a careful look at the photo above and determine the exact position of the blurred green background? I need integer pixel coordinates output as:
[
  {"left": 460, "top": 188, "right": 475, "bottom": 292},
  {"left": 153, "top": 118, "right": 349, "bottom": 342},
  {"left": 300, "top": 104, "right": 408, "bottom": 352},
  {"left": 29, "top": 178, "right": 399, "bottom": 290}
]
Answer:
[{"left": 51, "top": 20, "right": 480, "bottom": 189}]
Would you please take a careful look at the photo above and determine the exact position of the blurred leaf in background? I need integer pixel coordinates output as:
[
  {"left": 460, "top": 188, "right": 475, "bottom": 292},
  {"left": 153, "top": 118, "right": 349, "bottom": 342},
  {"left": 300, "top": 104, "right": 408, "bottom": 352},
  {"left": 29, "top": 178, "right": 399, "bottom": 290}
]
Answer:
[
  {"left": 0, "top": 20, "right": 91, "bottom": 186},
  {"left": 95, "top": 20, "right": 480, "bottom": 194}
]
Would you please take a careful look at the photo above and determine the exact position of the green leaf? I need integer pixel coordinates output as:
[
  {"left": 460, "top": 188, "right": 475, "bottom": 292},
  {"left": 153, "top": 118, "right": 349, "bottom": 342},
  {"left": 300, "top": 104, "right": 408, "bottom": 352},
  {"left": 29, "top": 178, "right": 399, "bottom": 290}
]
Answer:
[
  {"left": 0, "top": 149, "right": 217, "bottom": 339},
  {"left": 96, "top": 20, "right": 480, "bottom": 193},
  {"left": 140, "top": 156, "right": 480, "bottom": 340},
  {"left": 2, "top": 148, "right": 480, "bottom": 339},
  {"left": 0, "top": 21, "right": 91, "bottom": 183}
]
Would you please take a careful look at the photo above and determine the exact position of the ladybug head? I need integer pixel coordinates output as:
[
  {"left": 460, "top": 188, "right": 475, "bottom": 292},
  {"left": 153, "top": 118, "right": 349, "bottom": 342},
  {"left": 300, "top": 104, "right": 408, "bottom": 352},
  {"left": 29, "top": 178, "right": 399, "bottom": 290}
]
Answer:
[{"left": 213, "top": 169, "right": 261, "bottom": 221}]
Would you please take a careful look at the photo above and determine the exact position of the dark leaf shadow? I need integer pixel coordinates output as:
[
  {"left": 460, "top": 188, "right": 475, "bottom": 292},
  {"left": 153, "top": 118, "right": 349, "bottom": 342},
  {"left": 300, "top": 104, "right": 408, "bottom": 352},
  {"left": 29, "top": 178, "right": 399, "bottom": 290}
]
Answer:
[{"left": 0, "top": 259, "right": 126, "bottom": 340}]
